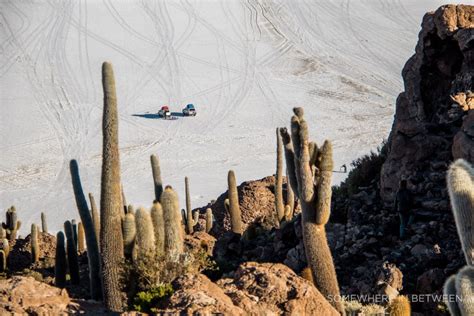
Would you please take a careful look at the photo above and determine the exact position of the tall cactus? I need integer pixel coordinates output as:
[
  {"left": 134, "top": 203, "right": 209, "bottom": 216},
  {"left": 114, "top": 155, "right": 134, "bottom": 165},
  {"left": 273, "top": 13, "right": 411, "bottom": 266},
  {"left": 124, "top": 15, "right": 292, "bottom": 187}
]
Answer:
[
  {"left": 41, "top": 212, "right": 48, "bottom": 234},
  {"left": 78, "top": 222, "right": 85, "bottom": 253},
  {"left": 64, "top": 221, "right": 80, "bottom": 285},
  {"left": 151, "top": 154, "right": 163, "bottom": 201},
  {"left": 161, "top": 187, "right": 184, "bottom": 257},
  {"left": 70, "top": 160, "right": 102, "bottom": 300},
  {"left": 280, "top": 108, "right": 344, "bottom": 314},
  {"left": 275, "top": 128, "right": 285, "bottom": 223},
  {"left": 184, "top": 177, "right": 195, "bottom": 234},
  {"left": 100, "top": 61, "right": 124, "bottom": 312},
  {"left": 55, "top": 231, "right": 67, "bottom": 288},
  {"left": 443, "top": 159, "right": 474, "bottom": 316},
  {"left": 31, "top": 224, "right": 39, "bottom": 263},
  {"left": 151, "top": 202, "right": 165, "bottom": 255},
  {"left": 446, "top": 159, "right": 473, "bottom": 265},
  {"left": 135, "top": 207, "right": 155, "bottom": 259},
  {"left": 227, "top": 170, "right": 243, "bottom": 234},
  {"left": 122, "top": 212, "right": 136, "bottom": 259},
  {"left": 205, "top": 208, "right": 213, "bottom": 233},
  {"left": 89, "top": 193, "right": 100, "bottom": 244}
]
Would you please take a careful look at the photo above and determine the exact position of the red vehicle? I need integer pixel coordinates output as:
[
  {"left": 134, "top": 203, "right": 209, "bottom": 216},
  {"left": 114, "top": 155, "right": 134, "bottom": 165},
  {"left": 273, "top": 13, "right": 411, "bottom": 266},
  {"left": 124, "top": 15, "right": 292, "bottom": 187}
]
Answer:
[{"left": 158, "top": 106, "right": 171, "bottom": 119}]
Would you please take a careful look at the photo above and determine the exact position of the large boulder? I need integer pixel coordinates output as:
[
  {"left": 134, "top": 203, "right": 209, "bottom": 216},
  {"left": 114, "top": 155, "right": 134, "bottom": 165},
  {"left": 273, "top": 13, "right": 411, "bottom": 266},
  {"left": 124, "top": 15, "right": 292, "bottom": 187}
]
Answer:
[
  {"left": 197, "top": 176, "right": 296, "bottom": 237},
  {"left": 0, "top": 276, "right": 70, "bottom": 314},
  {"left": 218, "top": 262, "right": 339, "bottom": 316},
  {"left": 380, "top": 4, "right": 474, "bottom": 204},
  {"left": 161, "top": 273, "right": 245, "bottom": 315}
]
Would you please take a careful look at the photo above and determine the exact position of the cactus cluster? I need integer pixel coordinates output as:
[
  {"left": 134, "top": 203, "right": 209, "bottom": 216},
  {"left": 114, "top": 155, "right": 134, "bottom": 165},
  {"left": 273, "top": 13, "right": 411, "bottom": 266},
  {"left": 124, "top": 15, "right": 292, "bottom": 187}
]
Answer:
[
  {"left": 64, "top": 220, "right": 80, "bottom": 285},
  {"left": 2, "top": 206, "right": 21, "bottom": 241},
  {"left": 280, "top": 108, "right": 344, "bottom": 314},
  {"left": 70, "top": 159, "right": 102, "bottom": 300},
  {"left": 443, "top": 159, "right": 474, "bottom": 316}
]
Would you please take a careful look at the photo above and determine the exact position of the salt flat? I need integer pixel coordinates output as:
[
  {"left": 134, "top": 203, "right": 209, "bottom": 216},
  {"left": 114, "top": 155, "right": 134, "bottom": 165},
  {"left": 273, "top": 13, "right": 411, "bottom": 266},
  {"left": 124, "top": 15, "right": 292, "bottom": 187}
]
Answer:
[{"left": 0, "top": 0, "right": 463, "bottom": 233}]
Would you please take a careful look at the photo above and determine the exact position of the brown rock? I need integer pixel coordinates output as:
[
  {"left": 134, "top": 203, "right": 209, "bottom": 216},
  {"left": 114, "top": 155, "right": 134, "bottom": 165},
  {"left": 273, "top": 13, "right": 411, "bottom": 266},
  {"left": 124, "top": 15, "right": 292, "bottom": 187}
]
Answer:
[
  {"left": 0, "top": 276, "right": 70, "bottom": 315},
  {"left": 199, "top": 176, "right": 298, "bottom": 237},
  {"left": 161, "top": 273, "right": 245, "bottom": 315},
  {"left": 218, "top": 262, "right": 339, "bottom": 316}
]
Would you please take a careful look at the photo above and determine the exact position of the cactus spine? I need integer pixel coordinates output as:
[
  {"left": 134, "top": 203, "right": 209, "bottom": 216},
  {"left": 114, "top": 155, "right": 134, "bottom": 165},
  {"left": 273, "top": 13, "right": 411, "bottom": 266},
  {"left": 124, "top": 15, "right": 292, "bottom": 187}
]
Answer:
[
  {"left": 89, "top": 193, "right": 100, "bottom": 244},
  {"left": 151, "top": 202, "right": 165, "bottom": 255},
  {"left": 70, "top": 160, "right": 102, "bottom": 300},
  {"left": 161, "top": 187, "right": 184, "bottom": 257},
  {"left": 280, "top": 108, "right": 344, "bottom": 314},
  {"left": 205, "top": 208, "right": 213, "bottom": 233},
  {"left": 55, "top": 231, "right": 67, "bottom": 288},
  {"left": 100, "top": 61, "right": 125, "bottom": 312},
  {"left": 151, "top": 154, "right": 163, "bottom": 201},
  {"left": 135, "top": 208, "right": 155, "bottom": 259},
  {"left": 41, "top": 212, "right": 48, "bottom": 234},
  {"left": 389, "top": 295, "right": 411, "bottom": 316},
  {"left": 275, "top": 128, "right": 285, "bottom": 223},
  {"left": 64, "top": 220, "right": 80, "bottom": 285},
  {"left": 446, "top": 159, "right": 473, "bottom": 266},
  {"left": 227, "top": 170, "right": 243, "bottom": 234},
  {"left": 31, "top": 224, "right": 39, "bottom": 263},
  {"left": 78, "top": 222, "right": 85, "bottom": 253},
  {"left": 0, "top": 227, "right": 5, "bottom": 239},
  {"left": 122, "top": 212, "right": 136, "bottom": 259}
]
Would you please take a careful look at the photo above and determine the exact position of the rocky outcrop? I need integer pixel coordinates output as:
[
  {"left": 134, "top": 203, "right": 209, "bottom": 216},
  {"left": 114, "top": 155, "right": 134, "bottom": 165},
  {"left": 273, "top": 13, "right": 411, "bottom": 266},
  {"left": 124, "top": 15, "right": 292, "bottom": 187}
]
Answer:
[
  {"left": 381, "top": 4, "right": 474, "bottom": 205},
  {"left": 8, "top": 232, "right": 56, "bottom": 272},
  {"left": 163, "top": 273, "right": 245, "bottom": 315},
  {"left": 158, "top": 262, "right": 338, "bottom": 315},
  {"left": 196, "top": 176, "right": 297, "bottom": 237},
  {"left": 218, "top": 262, "right": 339, "bottom": 316},
  {"left": 0, "top": 276, "right": 70, "bottom": 314}
]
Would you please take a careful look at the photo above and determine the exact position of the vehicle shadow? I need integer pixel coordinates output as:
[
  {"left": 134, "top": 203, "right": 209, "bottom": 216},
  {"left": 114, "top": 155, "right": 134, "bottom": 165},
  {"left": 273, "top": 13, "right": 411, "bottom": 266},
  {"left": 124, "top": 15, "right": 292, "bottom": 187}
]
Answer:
[
  {"left": 171, "top": 112, "right": 185, "bottom": 117},
  {"left": 132, "top": 113, "right": 161, "bottom": 119}
]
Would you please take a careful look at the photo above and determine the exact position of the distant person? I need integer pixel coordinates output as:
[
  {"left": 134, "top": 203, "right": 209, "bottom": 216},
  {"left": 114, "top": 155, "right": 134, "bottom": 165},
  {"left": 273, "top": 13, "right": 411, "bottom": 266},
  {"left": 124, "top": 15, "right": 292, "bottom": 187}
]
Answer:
[{"left": 394, "top": 180, "right": 413, "bottom": 239}]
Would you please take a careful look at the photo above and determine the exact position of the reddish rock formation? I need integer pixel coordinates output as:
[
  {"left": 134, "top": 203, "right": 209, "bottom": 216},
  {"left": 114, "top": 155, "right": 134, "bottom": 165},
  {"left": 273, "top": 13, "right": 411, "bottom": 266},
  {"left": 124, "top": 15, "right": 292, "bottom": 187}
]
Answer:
[
  {"left": 218, "top": 262, "right": 339, "bottom": 316},
  {"left": 0, "top": 276, "right": 70, "bottom": 314},
  {"left": 163, "top": 273, "right": 245, "bottom": 315},
  {"left": 158, "top": 262, "right": 337, "bottom": 315},
  {"left": 381, "top": 4, "right": 474, "bottom": 205}
]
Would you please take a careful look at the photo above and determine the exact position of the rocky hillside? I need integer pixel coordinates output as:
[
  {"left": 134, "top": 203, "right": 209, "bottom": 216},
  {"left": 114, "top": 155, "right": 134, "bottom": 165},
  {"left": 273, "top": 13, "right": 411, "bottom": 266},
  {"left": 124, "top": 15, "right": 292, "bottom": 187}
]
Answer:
[{"left": 381, "top": 4, "right": 473, "bottom": 206}]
